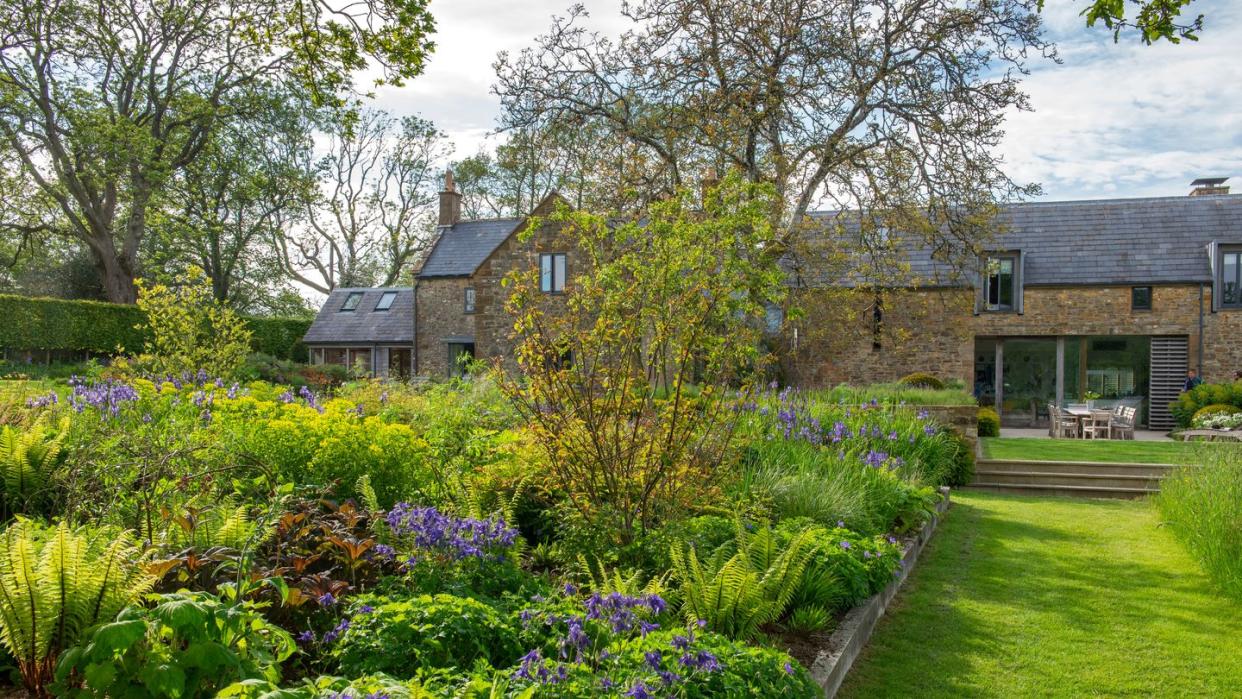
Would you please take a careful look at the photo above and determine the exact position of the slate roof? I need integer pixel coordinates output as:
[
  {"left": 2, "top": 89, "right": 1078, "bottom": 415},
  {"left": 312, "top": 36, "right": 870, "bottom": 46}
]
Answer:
[
  {"left": 417, "top": 218, "right": 523, "bottom": 278},
  {"left": 302, "top": 288, "right": 414, "bottom": 345},
  {"left": 805, "top": 194, "right": 1242, "bottom": 287}
]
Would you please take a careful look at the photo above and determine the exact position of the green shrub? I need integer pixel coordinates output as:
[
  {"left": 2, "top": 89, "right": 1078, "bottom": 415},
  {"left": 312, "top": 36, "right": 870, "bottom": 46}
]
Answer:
[
  {"left": 330, "top": 594, "right": 523, "bottom": 677},
  {"left": 977, "top": 407, "right": 1000, "bottom": 437},
  {"left": 0, "top": 294, "right": 310, "bottom": 360},
  {"left": 1171, "top": 382, "right": 1242, "bottom": 427},
  {"left": 136, "top": 268, "right": 253, "bottom": 379},
  {"left": 1157, "top": 448, "right": 1242, "bottom": 601},
  {"left": 899, "top": 372, "right": 945, "bottom": 390},
  {"left": 54, "top": 592, "right": 295, "bottom": 699},
  {"left": 945, "top": 432, "right": 977, "bottom": 487}
]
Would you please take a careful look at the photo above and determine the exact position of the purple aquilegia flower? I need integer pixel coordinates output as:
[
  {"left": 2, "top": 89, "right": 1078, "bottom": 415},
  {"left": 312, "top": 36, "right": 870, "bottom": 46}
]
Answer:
[
  {"left": 785, "top": 662, "right": 795, "bottom": 675},
  {"left": 296, "top": 630, "right": 314, "bottom": 644},
  {"left": 624, "top": 682, "right": 652, "bottom": 699},
  {"left": 840, "top": 540, "right": 852, "bottom": 550},
  {"left": 645, "top": 650, "right": 663, "bottom": 670},
  {"left": 385, "top": 504, "right": 518, "bottom": 560},
  {"left": 371, "top": 543, "right": 395, "bottom": 559},
  {"left": 864, "top": 450, "right": 888, "bottom": 468},
  {"left": 356, "top": 604, "right": 374, "bottom": 615},
  {"left": 278, "top": 390, "right": 295, "bottom": 403},
  {"left": 317, "top": 592, "right": 336, "bottom": 607},
  {"left": 924, "top": 424, "right": 937, "bottom": 436}
]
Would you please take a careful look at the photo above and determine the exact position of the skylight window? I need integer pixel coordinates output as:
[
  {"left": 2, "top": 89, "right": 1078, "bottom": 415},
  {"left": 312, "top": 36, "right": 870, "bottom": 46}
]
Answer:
[
  {"left": 375, "top": 291, "right": 398, "bottom": 311},
  {"left": 340, "top": 291, "right": 364, "bottom": 312}
]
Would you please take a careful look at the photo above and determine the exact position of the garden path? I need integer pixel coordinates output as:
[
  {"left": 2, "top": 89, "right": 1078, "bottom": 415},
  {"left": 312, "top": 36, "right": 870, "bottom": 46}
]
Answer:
[{"left": 839, "top": 491, "right": 1242, "bottom": 698}]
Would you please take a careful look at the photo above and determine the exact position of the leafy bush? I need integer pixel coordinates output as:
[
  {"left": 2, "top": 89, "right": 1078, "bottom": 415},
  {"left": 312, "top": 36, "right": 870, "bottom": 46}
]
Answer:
[
  {"left": 1171, "top": 382, "right": 1242, "bottom": 427},
  {"left": 944, "top": 432, "right": 977, "bottom": 487},
  {"left": 54, "top": 592, "right": 295, "bottom": 699},
  {"left": 977, "top": 407, "right": 1000, "bottom": 437},
  {"left": 899, "top": 372, "right": 945, "bottom": 390},
  {"left": 329, "top": 594, "right": 523, "bottom": 677},
  {"left": 0, "top": 521, "right": 156, "bottom": 694},
  {"left": 1157, "top": 448, "right": 1242, "bottom": 600},
  {"left": 136, "top": 267, "right": 253, "bottom": 379},
  {"left": 777, "top": 520, "right": 902, "bottom": 612}
]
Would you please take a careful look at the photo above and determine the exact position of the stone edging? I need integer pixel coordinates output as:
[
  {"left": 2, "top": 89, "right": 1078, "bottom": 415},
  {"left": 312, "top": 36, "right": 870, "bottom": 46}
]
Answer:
[{"left": 808, "top": 486, "right": 952, "bottom": 697}]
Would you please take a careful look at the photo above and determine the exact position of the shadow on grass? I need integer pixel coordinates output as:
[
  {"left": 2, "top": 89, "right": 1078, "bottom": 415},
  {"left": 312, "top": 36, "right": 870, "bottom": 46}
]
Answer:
[{"left": 839, "top": 493, "right": 1242, "bottom": 698}]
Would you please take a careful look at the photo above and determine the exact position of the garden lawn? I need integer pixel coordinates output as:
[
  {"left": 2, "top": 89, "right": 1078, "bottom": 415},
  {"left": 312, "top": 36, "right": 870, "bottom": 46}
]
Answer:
[
  {"left": 980, "top": 437, "right": 1235, "bottom": 464},
  {"left": 839, "top": 491, "right": 1242, "bottom": 698}
]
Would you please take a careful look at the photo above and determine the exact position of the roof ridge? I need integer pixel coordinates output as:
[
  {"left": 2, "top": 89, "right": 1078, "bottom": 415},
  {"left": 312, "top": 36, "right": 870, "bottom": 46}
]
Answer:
[{"left": 807, "top": 193, "right": 1242, "bottom": 216}]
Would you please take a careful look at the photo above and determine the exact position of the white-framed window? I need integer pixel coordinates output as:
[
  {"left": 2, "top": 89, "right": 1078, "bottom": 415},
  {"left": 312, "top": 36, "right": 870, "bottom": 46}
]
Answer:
[
  {"left": 464, "top": 287, "right": 476, "bottom": 313},
  {"left": 540, "top": 253, "right": 567, "bottom": 293},
  {"left": 374, "top": 290, "right": 397, "bottom": 311}
]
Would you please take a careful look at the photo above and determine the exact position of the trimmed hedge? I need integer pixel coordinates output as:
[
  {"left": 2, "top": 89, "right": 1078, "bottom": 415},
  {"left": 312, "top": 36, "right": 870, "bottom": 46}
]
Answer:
[
  {"left": 977, "top": 407, "right": 1001, "bottom": 437},
  {"left": 0, "top": 294, "right": 311, "bottom": 361},
  {"left": 899, "top": 371, "right": 946, "bottom": 390}
]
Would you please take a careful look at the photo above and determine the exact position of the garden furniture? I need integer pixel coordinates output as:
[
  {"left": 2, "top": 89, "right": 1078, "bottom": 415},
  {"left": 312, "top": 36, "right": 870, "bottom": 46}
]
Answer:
[
  {"left": 1050, "top": 405, "right": 1081, "bottom": 439},
  {"left": 1082, "top": 409, "right": 1113, "bottom": 439},
  {"left": 1109, "top": 406, "right": 1136, "bottom": 440}
]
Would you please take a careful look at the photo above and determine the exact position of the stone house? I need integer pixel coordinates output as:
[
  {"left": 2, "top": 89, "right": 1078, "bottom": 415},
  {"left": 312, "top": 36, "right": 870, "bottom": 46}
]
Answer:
[
  {"left": 304, "top": 174, "right": 1242, "bottom": 430},
  {"left": 782, "top": 178, "right": 1242, "bottom": 430}
]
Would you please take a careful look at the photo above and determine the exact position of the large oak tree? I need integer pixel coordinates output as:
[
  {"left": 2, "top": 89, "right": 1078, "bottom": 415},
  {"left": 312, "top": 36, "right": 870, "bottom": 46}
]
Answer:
[{"left": 0, "top": 0, "right": 435, "bottom": 302}]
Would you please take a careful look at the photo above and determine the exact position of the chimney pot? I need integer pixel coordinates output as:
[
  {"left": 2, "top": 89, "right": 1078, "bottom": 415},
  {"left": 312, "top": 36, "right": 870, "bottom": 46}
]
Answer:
[
  {"left": 439, "top": 168, "right": 462, "bottom": 226},
  {"left": 1189, "top": 177, "right": 1230, "bottom": 197}
]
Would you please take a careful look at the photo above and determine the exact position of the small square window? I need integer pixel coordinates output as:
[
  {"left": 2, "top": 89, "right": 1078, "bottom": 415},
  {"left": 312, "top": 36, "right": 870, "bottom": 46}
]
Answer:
[
  {"left": 464, "top": 287, "right": 476, "bottom": 314},
  {"left": 1131, "top": 286, "right": 1152, "bottom": 311},
  {"left": 540, "top": 253, "right": 567, "bottom": 293},
  {"left": 374, "top": 291, "right": 397, "bottom": 311},
  {"left": 340, "top": 291, "right": 364, "bottom": 312}
]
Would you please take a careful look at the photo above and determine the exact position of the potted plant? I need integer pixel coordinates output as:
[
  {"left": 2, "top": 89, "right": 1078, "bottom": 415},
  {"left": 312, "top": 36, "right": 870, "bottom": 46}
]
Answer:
[{"left": 1082, "top": 390, "right": 1101, "bottom": 409}]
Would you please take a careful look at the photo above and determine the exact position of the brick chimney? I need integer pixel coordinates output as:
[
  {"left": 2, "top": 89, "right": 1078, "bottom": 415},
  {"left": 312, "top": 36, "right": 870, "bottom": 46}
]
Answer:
[
  {"left": 1189, "top": 177, "right": 1230, "bottom": 196},
  {"left": 438, "top": 169, "right": 462, "bottom": 226},
  {"left": 700, "top": 167, "right": 719, "bottom": 205}
]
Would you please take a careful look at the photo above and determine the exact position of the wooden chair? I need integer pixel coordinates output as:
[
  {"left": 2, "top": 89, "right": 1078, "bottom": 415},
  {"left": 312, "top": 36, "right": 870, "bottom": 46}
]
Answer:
[
  {"left": 1050, "top": 405, "right": 1080, "bottom": 439},
  {"left": 1110, "top": 406, "right": 1136, "bottom": 440},
  {"left": 1083, "top": 409, "right": 1113, "bottom": 440}
]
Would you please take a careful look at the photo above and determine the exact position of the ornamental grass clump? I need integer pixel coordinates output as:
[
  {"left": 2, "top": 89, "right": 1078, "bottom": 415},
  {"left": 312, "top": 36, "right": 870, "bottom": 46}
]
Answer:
[{"left": 1157, "top": 447, "right": 1242, "bottom": 601}]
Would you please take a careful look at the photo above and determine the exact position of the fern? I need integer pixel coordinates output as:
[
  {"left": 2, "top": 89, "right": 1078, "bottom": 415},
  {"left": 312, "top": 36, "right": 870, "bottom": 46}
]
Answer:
[
  {"left": 0, "top": 416, "right": 69, "bottom": 514},
  {"left": 160, "top": 498, "right": 272, "bottom": 552},
  {"left": 670, "top": 522, "right": 815, "bottom": 640},
  {"left": 0, "top": 519, "right": 154, "bottom": 695},
  {"left": 577, "top": 555, "right": 671, "bottom": 599}
]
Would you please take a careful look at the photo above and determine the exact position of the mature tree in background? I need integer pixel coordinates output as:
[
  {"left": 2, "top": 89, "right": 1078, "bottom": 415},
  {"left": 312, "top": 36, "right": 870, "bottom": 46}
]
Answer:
[
  {"left": 146, "top": 89, "right": 317, "bottom": 314},
  {"left": 1055, "top": 0, "right": 1204, "bottom": 43},
  {"left": 0, "top": 0, "right": 435, "bottom": 303},
  {"left": 275, "top": 109, "right": 449, "bottom": 294},
  {"left": 496, "top": 0, "right": 1055, "bottom": 280}
]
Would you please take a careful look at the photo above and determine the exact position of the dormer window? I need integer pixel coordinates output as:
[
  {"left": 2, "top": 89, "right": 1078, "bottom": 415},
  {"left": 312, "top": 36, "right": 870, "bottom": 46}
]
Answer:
[
  {"left": 1222, "top": 249, "right": 1241, "bottom": 308},
  {"left": 540, "top": 253, "right": 567, "bottom": 293},
  {"left": 340, "top": 291, "right": 364, "bottom": 312},
  {"left": 985, "top": 254, "right": 1018, "bottom": 311},
  {"left": 374, "top": 291, "right": 397, "bottom": 311}
]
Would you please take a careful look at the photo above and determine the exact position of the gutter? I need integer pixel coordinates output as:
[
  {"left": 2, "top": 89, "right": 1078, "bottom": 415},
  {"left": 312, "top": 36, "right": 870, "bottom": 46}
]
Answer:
[{"left": 1198, "top": 283, "right": 1205, "bottom": 375}]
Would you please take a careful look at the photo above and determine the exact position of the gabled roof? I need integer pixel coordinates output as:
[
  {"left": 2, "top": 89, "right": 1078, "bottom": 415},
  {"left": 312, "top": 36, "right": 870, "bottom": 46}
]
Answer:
[
  {"left": 806, "top": 194, "right": 1242, "bottom": 287},
  {"left": 417, "top": 218, "right": 523, "bottom": 278},
  {"left": 302, "top": 288, "right": 414, "bottom": 345}
]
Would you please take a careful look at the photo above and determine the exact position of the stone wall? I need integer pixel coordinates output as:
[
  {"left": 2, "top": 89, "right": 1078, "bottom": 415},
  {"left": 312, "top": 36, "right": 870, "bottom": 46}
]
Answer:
[
  {"left": 786, "top": 283, "right": 1242, "bottom": 387},
  {"left": 414, "top": 277, "right": 475, "bottom": 377},
  {"left": 472, "top": 196, "right": 581, "bottom": 373}
]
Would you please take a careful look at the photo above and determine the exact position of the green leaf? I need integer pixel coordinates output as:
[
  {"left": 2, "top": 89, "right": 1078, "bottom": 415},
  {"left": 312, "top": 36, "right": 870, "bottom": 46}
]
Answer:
[
  {"left": 139, "top": 663, "right": 187, "bottom": 698},
  {"left": 182, "top": 640, "right": 239, "bottom": 673},
  {"left": 91, "top": 619, "right": 147, "bottom": 654}
]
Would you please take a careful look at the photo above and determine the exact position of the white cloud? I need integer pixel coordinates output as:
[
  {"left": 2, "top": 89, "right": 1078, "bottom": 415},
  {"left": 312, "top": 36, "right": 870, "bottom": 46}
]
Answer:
[{"left": 369, "top": 0, "right": 1242, "bottom": 199}]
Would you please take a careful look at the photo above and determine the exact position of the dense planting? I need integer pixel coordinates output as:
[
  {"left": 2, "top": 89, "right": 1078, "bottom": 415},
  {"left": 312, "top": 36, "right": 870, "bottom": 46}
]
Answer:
[
  {"left": 1157, "top": 447, "right": 1242, "bottom": 600},
  {"left": 0, "top": 365, "right": 964, "bottom": 697}
]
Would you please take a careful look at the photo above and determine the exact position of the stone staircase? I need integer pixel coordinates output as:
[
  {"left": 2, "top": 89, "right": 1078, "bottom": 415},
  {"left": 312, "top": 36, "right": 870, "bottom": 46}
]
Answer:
[{"left": 968, "top": 458, "right": 1174, "bottom": 499}]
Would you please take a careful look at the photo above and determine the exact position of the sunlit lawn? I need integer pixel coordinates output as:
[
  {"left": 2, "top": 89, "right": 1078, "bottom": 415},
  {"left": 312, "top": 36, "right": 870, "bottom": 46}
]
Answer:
[
  {"left": 840, "top": 491, "right": 1242, "bottom": 698},
  {"left": 981, "top": 437, "right": 1237, "bottom": 464}
]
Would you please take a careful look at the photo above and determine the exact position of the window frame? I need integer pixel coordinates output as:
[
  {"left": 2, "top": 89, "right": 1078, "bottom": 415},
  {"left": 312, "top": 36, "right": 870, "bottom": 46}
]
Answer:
[
  {"left": 1221, "top": 247, "right": 1242, "bottom": 309},
  {"left": 983, "top": 253, "right": 1019, "bottom": 312},
  {"left": 539, "top": 253, "right": 568, "bottom": 294},
  {"left": 374, "top": 290, "right": 398, "bottom": 312},
  {"left": 464, "top": 287, "right": 476, "bottom": 314},
  {"left": 340, "top": 291, "right": 364, "bottom": 312},
  {"left": 1130, "top": 286, "right": 1153, "bottom": 312}
]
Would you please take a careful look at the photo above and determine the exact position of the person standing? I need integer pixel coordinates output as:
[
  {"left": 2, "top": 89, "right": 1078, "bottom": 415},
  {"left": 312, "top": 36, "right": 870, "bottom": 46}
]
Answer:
[{"left": 1183, "top": 369, "right": 1204, "bottom": 392}]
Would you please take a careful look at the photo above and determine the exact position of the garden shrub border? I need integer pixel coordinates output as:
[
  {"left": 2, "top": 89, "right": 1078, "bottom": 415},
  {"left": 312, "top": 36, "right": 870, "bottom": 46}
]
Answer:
[
  {"left": 809, "top": 486, "right": 952, "bottom": 697},
  {"left": 0, "top": 293, "right": 311, "bottom": 361}
]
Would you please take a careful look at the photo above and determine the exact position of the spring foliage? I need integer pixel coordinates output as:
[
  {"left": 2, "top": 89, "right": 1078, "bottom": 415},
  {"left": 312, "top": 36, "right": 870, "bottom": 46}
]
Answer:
[
  {"left": 0, "top": 520, "right": 155, "bottom": 694},
  {"left": 136, "top": 267, "right": 253, "bottom": 379}
]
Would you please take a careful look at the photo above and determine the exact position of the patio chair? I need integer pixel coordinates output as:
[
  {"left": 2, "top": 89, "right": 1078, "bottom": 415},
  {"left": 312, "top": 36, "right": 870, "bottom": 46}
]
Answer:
[
  {"left": 1083, "top": 409, "right": 1112, "bottom": 440},
  {"left": 1050, "top": 405, "right": 1080, "bottom": 439},
  {"left": 1032, "top": 399, "right": 1050, "bottom": 427},
  {"left": 1110, "top": 406, "right": 1136, "bottom": 440}
]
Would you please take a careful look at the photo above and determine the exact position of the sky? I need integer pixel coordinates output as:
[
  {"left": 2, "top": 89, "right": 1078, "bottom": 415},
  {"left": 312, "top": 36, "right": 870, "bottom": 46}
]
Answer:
[{"left": 369, "top": 0, "right": 1242, "bottom": 203}]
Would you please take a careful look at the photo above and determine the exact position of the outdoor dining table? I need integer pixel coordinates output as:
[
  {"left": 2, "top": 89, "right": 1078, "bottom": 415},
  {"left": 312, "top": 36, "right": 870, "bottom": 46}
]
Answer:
[{"left": 1062, "top": 406, "right": 1095, "bottom": 438}]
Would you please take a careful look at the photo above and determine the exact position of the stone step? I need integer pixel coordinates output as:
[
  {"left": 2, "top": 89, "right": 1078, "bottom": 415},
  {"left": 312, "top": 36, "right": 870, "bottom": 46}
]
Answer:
[
  {"left": 964, "top": 482, "right": 1155, "bottom": 499},
  {"left": 977, "top": 459, "right": 1174, "bottom": 477},
  {"left": 973, "top": 470, "right": 1163, "bottom": 490}
]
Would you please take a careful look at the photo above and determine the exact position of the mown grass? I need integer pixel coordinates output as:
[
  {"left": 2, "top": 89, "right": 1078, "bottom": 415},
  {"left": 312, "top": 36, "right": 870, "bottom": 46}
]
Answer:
[
  {"left": 1157, "top": 447, "right": 1242, "bottom": 600},
  {"left": 981, "top": 437, "right": 1236, "bottom": 464},
  {"left": 839, "top": 491, "right": 1242, "bottom": 698}
]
